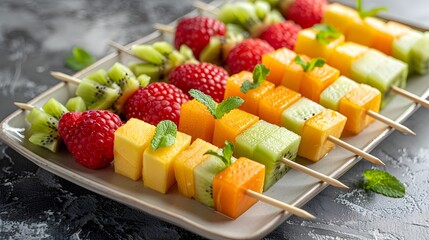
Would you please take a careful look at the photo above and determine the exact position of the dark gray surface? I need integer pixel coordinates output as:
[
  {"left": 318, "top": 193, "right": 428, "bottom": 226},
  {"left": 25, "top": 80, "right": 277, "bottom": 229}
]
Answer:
[{"left": 0, "top": 0, "right": 428, "bottom": 239}]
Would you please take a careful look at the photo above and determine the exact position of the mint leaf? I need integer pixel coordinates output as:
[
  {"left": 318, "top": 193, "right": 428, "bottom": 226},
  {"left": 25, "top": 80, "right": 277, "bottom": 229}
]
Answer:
[
  {"left": 294, "top": 56, "right": 326, "bottom": 72},
  {"left": 189, "top": 89, "right": 244, "bottom": 119},
  {"left": 313, "top": 24, "right": 342, "bottom": 45},
  {"left": 151, "top": 120, "right": 177, "bottom": 151},
  {"left": 65, "top": 47, "right": 95, "bottom": 71},
  {"left": 240, "top": 64, "right": 270, "bottom": 93},
  {"left": 204, "top": 141, "right": 234, "bottom": 167},
  {"left": 356, "top": 0, "right": 388, "bottom": 18},
  {"left": 361, "top": 169, "right": 405, "bottom": 198}
]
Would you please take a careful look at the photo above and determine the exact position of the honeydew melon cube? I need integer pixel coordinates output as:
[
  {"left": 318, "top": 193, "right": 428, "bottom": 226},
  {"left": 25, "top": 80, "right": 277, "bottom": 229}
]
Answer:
[{"left": 320, "top": 76, "right": 359, "bottom": 111}]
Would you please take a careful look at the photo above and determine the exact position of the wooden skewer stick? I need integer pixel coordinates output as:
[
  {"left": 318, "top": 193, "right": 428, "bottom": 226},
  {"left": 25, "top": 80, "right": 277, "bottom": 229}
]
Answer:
[
  {"left": 391, "top": 85, "right": 429, "bottom": 109},
  {"left": 108, "top": 40, "right": 143, "bottom": 62},
  {"left": 327, "top": 135, "right": 384, "bottom": 165},
  {"left": 367, "top": 110, "right": 415, "bottom": 135},
  {"left": 246, "top": 189, "right": 316, "bottom": 219},
  {"left": 14, "top": 102, "right": 34, "bottom": 111},
  {"left": 50, "top": 71, "right": 81, "bottom": 85},
  {"left": 281, "top": 158, "right": 348, "bottom": 189},
  {"left": 153, "top": 23, "right": 175, "bottom": 34},
  {"left": 193, "top": 1, "right": 220, "bottom": 15}
]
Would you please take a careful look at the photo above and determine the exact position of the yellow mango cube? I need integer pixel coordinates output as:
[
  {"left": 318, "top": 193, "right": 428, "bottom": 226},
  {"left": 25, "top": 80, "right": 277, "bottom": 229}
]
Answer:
[
  {"left": 114, "top": 118, "right": 155, "bottom": 181},
  {"left": 262, "top": 48, "right": 297, "bottom": 85},
  {"left": 322, "top": 3, "right": 361, "bottom": 35},
  {"left": 346, "top": 17, "right": 378, "bottom": 47},
  {"left": 224, "top": 71, "right": 275, "bottom": 115},
  {"left": 294, "top": 28, "right": 345, "bottom": 60},
  {"left": 213, "top": 109, "right": 259, "bottom": 148},
  {"left": 143, "top": 132, "right": 191, "bottom": 194},
  {"left": 328, "top": 42, "right": 369, "bottom": 77},
  {"left": 298, "top": 109, "right": 346, "bottom": 161},
  {"left": 339, "top": 84, "right": 381, "bottom": 134},
  {"left": 173, "top": 138, "right": 218, "bottom": 198}
]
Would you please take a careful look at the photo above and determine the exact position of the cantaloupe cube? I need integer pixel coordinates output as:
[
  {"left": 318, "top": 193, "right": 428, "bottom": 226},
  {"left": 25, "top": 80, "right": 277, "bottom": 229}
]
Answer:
[
  {"left": 298, "top": 109, "right": 346, "bottom": 161},
  {"left": 213, "top": 157, "right": 265, "bottom": 219},
  {"left": 258, "top": 86, "right": 301, "bottom": 125},
  {"left": 281, "top": 55, "right": 311, "bottom": 92},
  {"left": 346, "top": 17, "right": 377, "bottom": 47},
  {"left": 339, "top": 84, "right": 381, "bottom": 134},
  {"left": 294, "top": 28, "right": 345, "bottom": 60},
  {"left": 143, "top": 132, "right": 191, "bottom": 194},
  {"left": 262, "top": 48, "right": 297, "bottom": 85},
  {"left": 114, "top": 118, "right": 155, "bottom": 180},
  {"left": 223, "top": 71, "right": 275, "bottom": 115},
  {"left": 322, "top": 3, "right": 361, "bottom": 36},
  {"left": 213, "top": 109, "right": 259, "bottom": 148},
  {"left": 178, "top": 99, "right": 215, "bottom": 143},
  {"left": 367, "top": 19, "right": 411, "bottom": 55},
  {"left": 300, "top": 63, "right": 340, "bottom": 102},
  {"left": 328, "top": 42, "right": 369, "bottom": 77},
  {"left": 174, "top": 138, "right": 218, "bottom": 198}
]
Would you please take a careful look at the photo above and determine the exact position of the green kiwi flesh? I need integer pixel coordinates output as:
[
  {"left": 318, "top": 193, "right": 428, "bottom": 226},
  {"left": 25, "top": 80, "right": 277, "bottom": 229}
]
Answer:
[
  {"left": 320, "top": 76, "right": 358, "bottom": 111},
  {"left": 281, "top": 98, "right": 325, "bottom": 135},
  {"left": 75, "top": 78, "right": 121, "bottom": 111},
  {"left": 65, "top": 96, "right": 87, "bottom": 112},
  {"left": 254, "top": 127, "right": 301, "bottom": 191},
  {"left": 42, "top": 98, "right": 68, "bottom": 120},
  {"left": 25, "top": 108, "right": 61, "bottom": 152},
  {"left": 235, "top": 120, "right": 279, "bottom": 159}
]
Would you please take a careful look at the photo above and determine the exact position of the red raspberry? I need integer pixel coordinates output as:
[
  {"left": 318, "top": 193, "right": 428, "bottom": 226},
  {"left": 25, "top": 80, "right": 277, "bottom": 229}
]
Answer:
[
  {"left": 175, "top": 16, "right": 226, "bottom": 59},
  {"left": 58, "top": 110, "right": 122, "bottom": 169},
  {"left": 260, "top": 21, "right": 302, "bottom": 50},
  {"left": 168, "top": 63, "right": 228, "bottom": 102},
  {"left": 284, "top": 0, "right": 328, "bottom": 28},
  {"left": 125, "top": 82, "right": 189, "bottom": 125},
  {"left": 226, "top": 39, "right": 274, "bottom": 74}
]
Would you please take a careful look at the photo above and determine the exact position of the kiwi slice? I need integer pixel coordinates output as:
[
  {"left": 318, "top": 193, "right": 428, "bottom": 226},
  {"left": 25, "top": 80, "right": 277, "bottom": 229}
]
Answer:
[
  {"left": 75, "top": 78, "right": 121, "bottom": 111},
  {"left": 320, "top": 76, "right": 359, "bottom": 111},
  {"left": 107, "top": 63, "right": 141, "bottom": 114},
  {"left": 28, "top": 132, "right": 60, "bottom": 152},
  {"left": 411, "top": 32, "right": 429, "bottom": 74},
  {"left": 200, "top": 36, "right": 223, "bottom": 65},
  {"left": 281, "top": 98, "right": 325, "bottom": 135},
  {"left": 65, "top": 96, "right": 87, "bottom": 112},
  {"left": 367, "top": 56, "right": 408, "bottom": 108},
  {"left": 254, "top": 127, "right": 301, "bottom": 191},
  {"left": 129, "top": 62, "right": 162, "bottom": 80},
  {"left": 235, "top": 120, "right": 279, "bottom": 159},
  {"left": 351, "top": 50, "right": 385, "bottom": 84},
  {"left": 194, "top": 152, "right": 237, "bottom": 208},
  {"left": 85, "top": 69, "right": 112, "bottom": 86},
  {"left": 392, "top": 30, "right": 423, "bottom": 67},
  {"left": 26, "top": 108, "right": 59, "bottom": 133},
  {"left": 42, "top": 98, "right": 69, "bottom": 119}
]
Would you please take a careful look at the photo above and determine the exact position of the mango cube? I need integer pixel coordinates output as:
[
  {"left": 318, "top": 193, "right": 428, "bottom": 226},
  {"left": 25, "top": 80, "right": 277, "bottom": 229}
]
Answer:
[
  {"left": 223, "top": 71, "right": 275, "bottom": 115},
  {"left": 294, "top": 28, "right": 345, "bottom": 60},
  {"left": 300, "top": 63, "right": 340, "bottom": 102},
  {"left": 178, "top": 99, "right": 215, "bottom": 143},
  {"left": 114, "top": 118, "right": 155, "bottom": 181},
  {"left": 346, "top": 17, "right": 378, "bottom": 47},
  {"left": 143, "top": 132, "right": 191, "bottom": 193},
  {"left": 281, "top": 55, "right": 311, "bottom": 92},
  {"left": 258, "top": 86, "right": 301, "bottom": 125},
  {"left": 322, "top": 3, "right": 361, "bottom": 35},
  {"left": 262, "top": 48, "right": 297, "bottom": 85},
  {"left": 328, "top": 42, "right": 369, "bottom": 77}
]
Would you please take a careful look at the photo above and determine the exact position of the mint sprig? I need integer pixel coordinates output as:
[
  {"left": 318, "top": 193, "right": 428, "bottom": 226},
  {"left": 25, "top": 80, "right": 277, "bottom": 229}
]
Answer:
[
  {"left": 65, "top": 47, "right": 95, "bottom": 71},
  {"left": 294, "top": 56, "right": 326, "bottom": 72},
  {"left": 189, "top": 89, "right": 244, "bottom": 119},
  {"left": 151, "top": 120, "right": 177, "bottom": 151},
  {"left": 356, "top": 0, "right": 388, "bottom": 18},
  {"left": 204, "top": 141, "right": 234, "bottom": 167},
  {"left": 361, "top": 169, "right": 405, "bottom": 198},
  {"left": 313, "top": 24, "right": 342, "bottom": 45},
  {"left": 240, "top": 64, "right": 270, "bottom": 93}
]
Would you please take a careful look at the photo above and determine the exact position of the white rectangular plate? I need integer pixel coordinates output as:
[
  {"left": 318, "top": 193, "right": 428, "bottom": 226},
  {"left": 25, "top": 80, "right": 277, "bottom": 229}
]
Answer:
[{"left": 1, "top": 1, "right": 429, "bottom": 239}]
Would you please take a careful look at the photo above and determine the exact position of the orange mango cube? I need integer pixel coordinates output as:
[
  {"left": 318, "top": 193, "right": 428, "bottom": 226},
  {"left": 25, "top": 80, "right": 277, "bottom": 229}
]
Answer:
[
  {"left": 224, "top": 71, "right": 275, "bottom": 115},
  {"left": 258, "top": 86, "right": 302, "bottom": 125},
  {"left": 213, "top": 109, "right": 259, "bottom": 148},
  {"left": 369, "top": 20, "right": 411, "bottom": 55},
  {"left": 300, "top": 63, "right": 340, "bottom": 102},
  {"left": 294, "top": 28, "right": 345, "bottom": 60},
  {"left": 281, "top": 55, "right": 311, "bottom": 92},
  {"left": 298, "top": 109, "right": 347, "bottom": 161},
  {"left": 262, "top": 48, "right": 297, "bottom": 85},
  {"left": 328, "top": 42, "right": 369, "bottom": 77},
  {"left": 178, "top": 99, "right": 215, "bottom": 143},
  {"left": 213, "top": 157, "right": 265, "bottom": 219},
  {"left": 339, "top": 84, "right": 381, "bottom": 134}
]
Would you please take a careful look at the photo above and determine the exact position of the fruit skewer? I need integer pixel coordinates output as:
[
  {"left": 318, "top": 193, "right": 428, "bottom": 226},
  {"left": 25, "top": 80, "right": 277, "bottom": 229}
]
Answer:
[
  {"left": 33, "top": 70, "right": 348, "bottom": 189},
  {"left": 114, "top": 119, "right": 315, "bottom": 219},
  {"left": 192, "top": 1, "right": 429, "bottom": 109},
  {"left": 111, "top": 40, "right": 413, "bottom": 136}
]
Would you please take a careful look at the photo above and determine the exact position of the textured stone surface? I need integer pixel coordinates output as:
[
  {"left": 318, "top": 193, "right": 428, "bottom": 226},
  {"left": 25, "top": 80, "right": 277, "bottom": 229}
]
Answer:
[{"left": 0, "top": 0, "right": 428, "bottom": 239}]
